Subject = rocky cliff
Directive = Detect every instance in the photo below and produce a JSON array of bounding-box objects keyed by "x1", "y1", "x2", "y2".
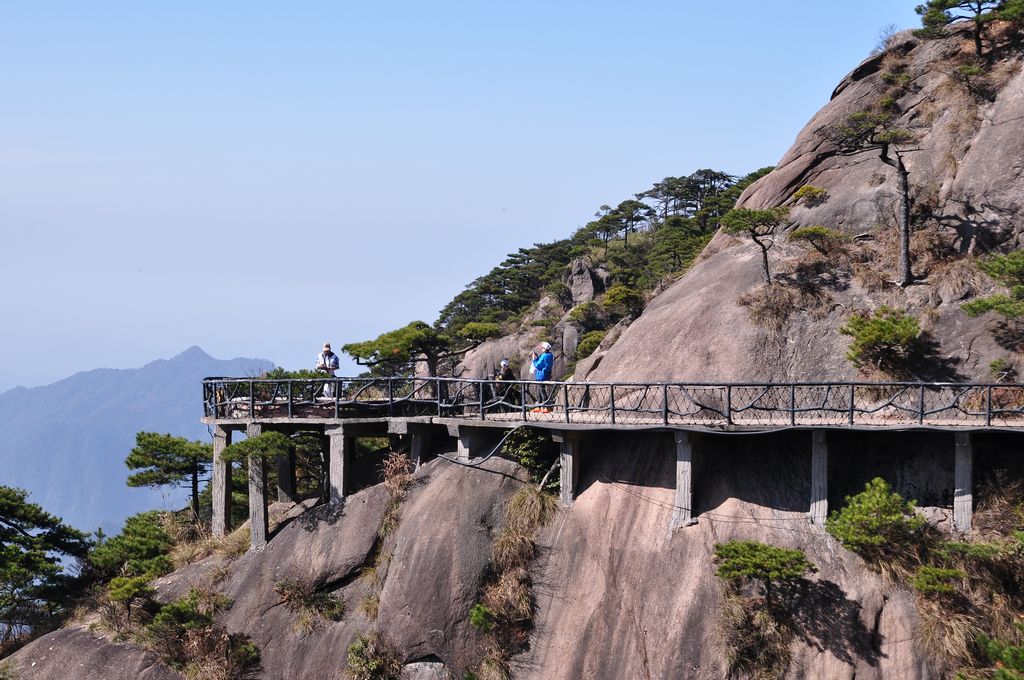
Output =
[{"x1": 582, "y1": 25, "x2": 1024, "y2": 384}]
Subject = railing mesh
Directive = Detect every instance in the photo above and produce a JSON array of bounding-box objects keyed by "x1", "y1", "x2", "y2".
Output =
[{"x1": 203, "y1": 378, "x2": 1024, "y2": 428}]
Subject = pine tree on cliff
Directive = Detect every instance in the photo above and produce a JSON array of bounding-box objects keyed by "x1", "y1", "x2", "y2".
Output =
[
  {"x1": 125, "y1": 432, "x2": 212, "y2": 519},
  {"x1": 720, "y1": 207, "x2": 790, "y2": 285},
  {"x1": 915, "y1": 0, "x2": 1001, "y2": 58},
  {"x1": 342, "y1": 320, "x2": 500, "y2": 377},
  {"x1": 822, "y1": 111, "x2": 917, "y2": 287}
]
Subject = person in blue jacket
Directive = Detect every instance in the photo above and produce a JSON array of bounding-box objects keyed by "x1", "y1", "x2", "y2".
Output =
[{"x1": 531, "y1": 342, "x2": 554, "y2": 410}]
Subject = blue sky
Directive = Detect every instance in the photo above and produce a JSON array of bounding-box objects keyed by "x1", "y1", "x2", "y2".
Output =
[{"x1": 0, "y1": 2, "x2": 921, "y2": 388}]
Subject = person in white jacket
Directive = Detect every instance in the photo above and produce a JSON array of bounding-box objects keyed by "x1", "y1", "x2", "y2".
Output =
[{"x1": 316, "y1": 342, "x2": 340, "y2": 398}]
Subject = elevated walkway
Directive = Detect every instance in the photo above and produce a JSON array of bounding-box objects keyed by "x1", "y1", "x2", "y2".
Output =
[{"x1": 201, "y1": 377, "x2": 1024, "y2": 550}]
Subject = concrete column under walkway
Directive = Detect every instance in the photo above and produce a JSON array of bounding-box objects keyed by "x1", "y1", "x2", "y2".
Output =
[
  {"x1": 211, "y1": 425, "x2": 233, "y2": 538},
  {"x1": 810, "y1": 430, "x2": 828, "y2": 527},
  {"x1": 670, "y1": 431, "x2": 696, "y2": 531},
  {"x1": 247, "y1": 423, "x2": 269, "y2": 550},
  {"x1": 954, "y1": 432, "x2": 973, "y2": 533},
  {"x1": 552, "y1": 432, "x2": 582, "y2": 507},
  {"x1": 325, "y1": 425, "x2": 353, "y2": 505}
]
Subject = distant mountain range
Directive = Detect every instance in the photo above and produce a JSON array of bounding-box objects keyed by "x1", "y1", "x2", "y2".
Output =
[{"x1": 0, "y1": 346, "x2": 273, "y2": 534}]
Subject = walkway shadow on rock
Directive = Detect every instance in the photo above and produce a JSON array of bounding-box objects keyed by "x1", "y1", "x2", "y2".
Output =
[
  {"x1": 906, "y1": 333, "x2": 966, "y2": 383},
  {"x1": 789, "y1": 579, "x2": 881, "y2": 668}
]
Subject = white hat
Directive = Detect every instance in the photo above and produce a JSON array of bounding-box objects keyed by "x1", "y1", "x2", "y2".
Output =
[
  {"x1": 323, "y1": 342, "x2": 331, "y2": 350},
  {"x1": 541, "y1": 342, "x2": 552, "y2": 350},
  {"x1": 500, "y1": 359, "x2": 509, "y2": 366}
]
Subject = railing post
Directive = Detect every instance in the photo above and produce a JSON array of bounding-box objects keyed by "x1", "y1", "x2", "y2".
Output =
[
  {"x1": 986, "y1": 385, "x2": 992, "y2": 427},
  {"x1": 789, "y1": 384, "x2": 796, "y2": 426},
  {"x1": 287, "y1": 380, "x2": 293, "y2": 418},
  {"x1": 564, "y1": 383, "x2": 571, "y2": 423},
  {"x1": 610, "y1": 386, "x2": 617, "y2": 425},
  {"x1": 918, "y1": 385, "x2": 925, "y2": 425},
  {"x1": 479, "y1": 380, "x2": 486, "y2": 421},
  {"x1": 334, "y1": 380, "x2": 340, "y2": 419},
  {"x1": 662, "y1": 384, "x2": 669, "y2": 425},
  {"x1": 521, "y1": 382, "x2": 527, "y2": 421},
  {"x1": 437, "y1": 378, "x2": 442, "y2": 417},
  {"x1": 249, "y1": 381, "x2": 254, "y2": 419},
  {"x1": 388, "y1": 379, "x2": 394, "y2": 417},
  {"x1": 848, "y1": 384, "x2": 855, "y2": 425},
  {"x1": 725, "y1": 386, "x2": 732, "y2": 425}
]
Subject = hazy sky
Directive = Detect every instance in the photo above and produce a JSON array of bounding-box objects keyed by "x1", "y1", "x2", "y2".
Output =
[{"x1": 1, "y1": 2, "x2": 920, "y2": 388}]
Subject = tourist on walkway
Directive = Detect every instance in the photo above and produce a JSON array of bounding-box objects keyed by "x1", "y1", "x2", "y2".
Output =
[
  {"x1": 493, "y1": 358, "x2": 517, "y2": 409},
  {"x1": 316, "y1": 342, "x2": 340, "y2": 398},
  {"x1": 531, "y1": 342, "x2": 553, "y2": 411}
]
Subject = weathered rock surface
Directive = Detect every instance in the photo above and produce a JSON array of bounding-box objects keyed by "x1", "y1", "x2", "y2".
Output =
[
  {"x1": 585, "y1": 29, "x2": 1024, "y2": 383},
  {"x1": 8, "y1": 626, "x2": 179, "y2": 680},
  {"x1": 519, "y1": 431, "x2": 933, "y2": 680}
]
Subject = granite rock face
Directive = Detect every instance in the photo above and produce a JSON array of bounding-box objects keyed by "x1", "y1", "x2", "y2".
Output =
[{"x1": 585, "y1": 29, "x2": 1024, "y2": 383}]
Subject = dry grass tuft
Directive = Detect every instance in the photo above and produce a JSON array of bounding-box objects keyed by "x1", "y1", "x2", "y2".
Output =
[
  {"x1": 215, "y1": 525, "x2": 251, "y2": 558},
  {"x1": 358, "y1": 594, "x2": 379, "y2": 620},
  {"x1": 477, "y1": 650, "x2": 513, "y2": 680},
  {"x1": 717, "y1": 592, "x2": 791, "y2": 680},
  {"x1": 504, "y1": 487, "x2": 558, "y2": 533},
  {"x1": 491, "y1": 528, "x2": 536, "y2": 572},
  {"x1": 381, "y1": 452, "x2": 413, "y2": 498},
  {"x1": 737, "y1": 284, "x2": 798, "y2": 333},
  {"x1": 973, "y1": 476, "x2": 1024, "y2": 538},
  {"x1": 916, "y1": 599, "x2": 980, "y2": 672},
  {"x1": 483, "y1": 568, "x2": 532, "y2": 624}
]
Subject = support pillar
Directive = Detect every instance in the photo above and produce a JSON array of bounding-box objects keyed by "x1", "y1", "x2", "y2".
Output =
[
  {"x1": 276, "y1": 449, "x2": 296, "y2": 503},
  {"x1": 212, "y1": 425, "x2": 233, "y2": 538},
  {"x1": 247, "y1": 423, "x2": 268, "y2": 550},
  {"x1": 326, "y1": 425, "x2": 352, "y2": 505},
  {"x1": 670, "y1": 431, "x2": 696, "y2": 531},
  {"x1": 451, "y1": 425, "x2": 502, "y2": 463},
  {"x1": 810, "y1": 430, "x2": 828, "y2": 526},
  {"x1": 409, "y1": 430, "x2": 432, "y2": 470},
  {"x1": 954, "y1": 432, "x2": 973, "y2": 533},
  {"x1": 554, "y1": 433, "x2": 582, "y2": 507}
]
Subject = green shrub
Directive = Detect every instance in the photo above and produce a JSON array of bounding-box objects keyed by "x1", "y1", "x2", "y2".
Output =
[
  {"x1": 602, "y1": 284, "x2": 645, "y2": 319},
  {"x1": 346, "y1": 631, "x2": 402, "y2": 680},
  {"x1": 912, "y1": 566, "x2": 963, "y2": 596},
  {"x1": 963, "y1": 250, "x2": 1024, "y2": 319},
  {"x1": 575, "y1": 330, "x2": 606, "y2": 360},
  {"x1": 500, "y1": 429, "x2": 559, "y2": 490},
  {"x1": 469, "y1": 603, "x2": 497, "y2": 632},
  {"x1": 89, "y1": 510, "x2": 175, "y2": 580},
  {"x1": 713, "y1": 541, "x2": 815, "y2": 608},
  {"x1": 0, "y1": 662, "x2": 15, "y2": 680},
  {"x1": 142, "y1": 588, "x2": 255, "y2": 678},
  {"x1": 826, "y1": 477, "x2": 927, "y2": 564},
  {"x1": 792, "y1": 185, "x2": 829, "y2": 206},
  {"x1": 881, "y1": 70, "x2": 912, "y2": 87},
  {"x1": 567, "y1": 301, "x2": 607, "y2": 332},
  {"x1": 839, "y1": 307, "x2": 922, "y2": 375},
  {"x1": 789, "y1": 225, "x2": 846, "y2": 255},
  {"x1": 978, "y1": 624, "x2": 1024, "y2": 678}
]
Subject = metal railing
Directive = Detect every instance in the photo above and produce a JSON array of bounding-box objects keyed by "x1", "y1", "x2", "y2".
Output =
[{"x1": 202, "y1": 377, "x2": 1024, "y2": 429}]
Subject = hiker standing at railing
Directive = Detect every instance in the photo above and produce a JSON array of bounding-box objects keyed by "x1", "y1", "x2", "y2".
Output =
[
  {"x1": 530, "y1": 343, "x2": 553, "y2": 412},
  {"x1": 316, "y1": 342, "x2": 340, "y2": 398},
  {"x1": 493, "y1": 359, "x2": 517, "y2": 409}
]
